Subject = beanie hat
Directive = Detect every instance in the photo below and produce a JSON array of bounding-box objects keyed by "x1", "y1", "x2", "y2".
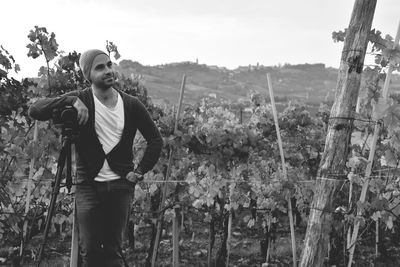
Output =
[{"x1": 79, "y1": 49, "x2": 108, "y2": 81}]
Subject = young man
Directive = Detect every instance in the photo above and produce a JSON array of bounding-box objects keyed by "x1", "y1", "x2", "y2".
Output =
[{"x1": 29, "y1": 49, "x2": 163, "y2": 267}]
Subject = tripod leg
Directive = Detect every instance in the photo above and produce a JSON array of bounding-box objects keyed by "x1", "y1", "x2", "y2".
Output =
[{"x1": 66, "y1": 140, "x2": 73, "y2": 193}]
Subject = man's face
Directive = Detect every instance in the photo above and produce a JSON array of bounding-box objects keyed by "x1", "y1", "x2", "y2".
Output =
[{"x1": 90, "y1": 54, "x2": 115, "y2": 89}]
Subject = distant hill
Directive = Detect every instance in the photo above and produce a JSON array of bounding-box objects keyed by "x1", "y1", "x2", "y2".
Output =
[{"x1": 116, "y1": 60, "x2": 400, "y2": 106}]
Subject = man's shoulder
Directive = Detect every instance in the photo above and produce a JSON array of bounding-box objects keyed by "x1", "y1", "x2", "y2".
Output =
[
  {"x1": 118, "y1": 90, "x2": 141, "y2": 105},
  {"x1": 74, "y1": 87, "x2": 93, "y2": 102}
]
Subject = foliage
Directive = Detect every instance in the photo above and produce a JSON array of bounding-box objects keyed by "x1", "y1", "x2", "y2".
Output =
[{"x1": 332, "y1": 27, "x2": 400, "y2": 247}]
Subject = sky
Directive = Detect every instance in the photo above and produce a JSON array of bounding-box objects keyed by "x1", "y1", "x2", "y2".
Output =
[{"x1": 2, "y1": 0, "x2": 399, "y2": 79}]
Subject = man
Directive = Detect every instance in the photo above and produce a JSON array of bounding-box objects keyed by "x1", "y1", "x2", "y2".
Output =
[{"x1": 29, "y1": 49, "x2": 163, "y2": 266}]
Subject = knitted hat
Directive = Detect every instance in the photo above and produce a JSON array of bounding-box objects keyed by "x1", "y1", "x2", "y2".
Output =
[{"x1": 79, "y1": 49, "x2": 108, "y2": 81}]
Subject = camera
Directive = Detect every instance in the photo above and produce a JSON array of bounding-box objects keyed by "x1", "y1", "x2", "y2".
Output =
[{"x1": 52, "y1": 105, "x2": 78, "y2": 130}]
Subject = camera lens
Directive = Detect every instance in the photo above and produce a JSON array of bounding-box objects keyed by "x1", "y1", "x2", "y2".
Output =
[{"x1": 60, "y1": 107, "x2": 77, "y2": 123}]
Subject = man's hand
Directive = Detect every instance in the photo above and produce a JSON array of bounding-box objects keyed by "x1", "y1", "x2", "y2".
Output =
[
  {"x1": 126, "y1": 171, "x2": 144, "y2": 185},
  {"x1": 73, "y1": 98, "x2": 89, "y2": 125}
]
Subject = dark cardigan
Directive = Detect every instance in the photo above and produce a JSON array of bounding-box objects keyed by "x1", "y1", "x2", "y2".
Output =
[{"x1": 28, "y1": 87, "x2": 163, "y2": 183}]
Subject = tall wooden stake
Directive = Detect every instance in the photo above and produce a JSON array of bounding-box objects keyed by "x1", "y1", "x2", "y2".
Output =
[
  {"x1": 226, "y1": 184, "x2": 234, "y2": 267},
  {"x1": 20, "y1": 121, "x2": 38, "y2": 259},
  {"x1": 151, "y1": 74, "x2": 186, "y2": 267},
  {"x1": 299, "y1": 1, "x2": 377, "y2": 266},
  {"x1": 172, "y1": 74, "x2": 186, "y2": 267},
  {"x1": 267, "y1": 73, "x2": 297, "y2": 267},
  {"x1": 70, "y1": 199, "x2": 79, "y2": 267},
  {"x1": 266, "y1": 219, "x2": 272, "y2": 263},
  {"x1": 375, "y1": 218, "x2": 379, "y2": 258},
  {"x1": 347, "y1": 20, "x2": 400, "y2": 267}
]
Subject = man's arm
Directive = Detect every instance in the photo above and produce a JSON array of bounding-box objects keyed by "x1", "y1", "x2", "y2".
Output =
[
  {"x1": 29, "y1": 91, "x2": 88, "y2": 125},
  {"x1": 133, "y1": 99, "x2": 163, "y2": 175}
]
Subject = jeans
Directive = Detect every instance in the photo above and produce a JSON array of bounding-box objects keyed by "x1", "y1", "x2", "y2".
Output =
[{"x1": 75, "y1": 179, "x2": 134, "y2": 267}]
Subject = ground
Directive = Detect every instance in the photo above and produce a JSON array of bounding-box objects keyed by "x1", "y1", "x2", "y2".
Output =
[{"x1": 3, "y1": 221, "x2": 400, "y2": 266}]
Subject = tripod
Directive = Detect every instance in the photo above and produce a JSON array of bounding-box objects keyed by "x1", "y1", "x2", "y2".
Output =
[{"x1": 36, "y1": 122, "x2": 75, "y2": 266}]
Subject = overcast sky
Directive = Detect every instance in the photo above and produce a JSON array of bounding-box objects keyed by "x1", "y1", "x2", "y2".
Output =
[{"x1": 2, "y1": 0, "x2": 399, "y2": 78}]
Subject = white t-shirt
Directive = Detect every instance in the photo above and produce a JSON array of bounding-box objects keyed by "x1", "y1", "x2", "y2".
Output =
[{"x1": 92, "y1": 90, "x2": 125, "y2": 182}]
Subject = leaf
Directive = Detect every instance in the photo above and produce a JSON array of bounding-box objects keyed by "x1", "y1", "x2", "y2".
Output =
[
  {"x1": 106, "y1": 41, "x2": 121, "y2": 60},
  {"x1": 186, "y1": 172, "x2": 197, "y2": 184},
  {"x1": 382, "y1": 45, "x2": 400, "y2": 65},
  {"x1": 384, "y1": 215, "x2": 394, "y2": 229},
  {"x1": 192, "y1": 199, "x2": 204, "y2": 209},
  {"x1": 381, "y1": 150, "x2": 398, "y2": 167},
  {"x1": 14, "y1": 64, "x2": 20, "y2": 73},
  {"x1": 174, "y1": 130, "x2": 183, "y2": 137},
  {"x1": 38, "y1": 66, "x2": 47, "y2": 77},
  {"x1": 332, "y1": 30, "x2": 346, "y2": 42},
  {"x1": 384, "y1": 104, "x2": 400, "y2": 129},
  {"x1": 204, "y1": 212, "x2": 212, "y2": 223},
  {"x1": 371, "y1": 211, "x2": 381, "y2": 222},
  {"x1": 8, "y1": 215, "x2": 21, "y2": 234},
  {"x1": 372, "y1": 97, "x2": 392, "y2": 120},
  {"x1": 149, "y1": 184, "x2": 158, "y2": 195},
  {"x1": 189, "y1": 186, "x2": 200, "y2": 198},
  {"x1": 134, "y1": 186, "x2": 146, "y2": 201},
  {"x1": 346, "y1": 156, "x2": 368, "y2": 169},
  {"x1": 0, "y1": 69, "x2": 7, "y2": 78},
  {"x1": 5, "y1": 144, "x2": 24, "y2": 158},
  {"x1": 25, "y1": 141, "x2": 42, "y2": 159},
  {"x1": 26, "y1": 44, "x2": 41, "y2": 59},
  {"x1": 13, "y1": 136, "x2": 25, "y2": 146},
  {"x1": 231, "y1": 202, "x2": 239, "y2": 210},
  {"x1": 114, "y1": 51, "x2": 121, "y2": 60},
  {"x1": 371, "y1": 198, "x2": 389, "y2": 211},
  {"x1": 243, "y1": 215, "x2": 251, "y2": 223},
  {"x1": 356, "y1": 201, "x2": 371, "y2": 214},
  {"x1": 247, "y1": 218, "x2": 255, "y2": 228},
  {"x1": 347, "y1": 172, "x2": 357, "y2": 183}
]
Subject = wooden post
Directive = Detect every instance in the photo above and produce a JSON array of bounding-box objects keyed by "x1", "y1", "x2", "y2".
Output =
[
  {"x1": 299, "y1": 1, "x2": 377, "y2": 266},
  {"x1": 70, "y1": 200, "x2": 79, "y2": 267},
  {"x1": 69, "y1": 140, "x2": 79, "y2": 267},
  {"x1": 174, "y1": 76, "x2": 186, "y2": 132},
  {"x1": 262, "y1": 218, "x2": 273, "y2": 267},
  {"x1": 20, "y1": 121, "x2": 38, "y2": 259},
  {"x1": 152, "y1": 74, "x2": 186, "y2": 267},
  {"x1": 348, "y1": 21, "x2": 400, "y2": 267},
  {"x1": 267, "y1": 73, "x2": 297, "y2": 267},
  {"x1": 207, "y1": 217, "x2": 215, "y2": 267},
  {"x1": 172, "y1": 74, "x2": 186, "y2": 267},
  {"x1": 226, "y1": 211, "x2": 233, "y2": 267},
  {"x1": 266, "y1": 219, "x2": 272, "y2": 263},
  {"x1": 226, "y1": 184, "x2": 233, "y2": 267},
  {"x1": 375, "y1": 218, "x2": 379, "y2": 259}
]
